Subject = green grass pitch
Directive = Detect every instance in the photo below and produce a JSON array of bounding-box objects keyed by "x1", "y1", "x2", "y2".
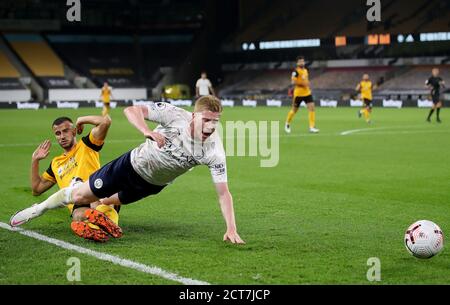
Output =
[{"x1": 0, "y1": 106, "x2": 448, "y2": 284}]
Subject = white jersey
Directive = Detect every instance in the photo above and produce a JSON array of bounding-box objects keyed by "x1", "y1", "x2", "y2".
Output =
[
  {"x1": 196, "y1": 78, "x2": 212, "y2": 96},
  {"x1": 130, "y1": 102, "x2": 227, "y2": 186}
]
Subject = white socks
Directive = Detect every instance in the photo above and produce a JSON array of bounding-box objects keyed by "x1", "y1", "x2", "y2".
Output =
[{"x1": 35, "y1": 187, "x2": 71, "y2": 214}]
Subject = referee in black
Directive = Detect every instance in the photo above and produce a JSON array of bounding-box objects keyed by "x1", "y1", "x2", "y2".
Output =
[{"x1": 426, "y1": 68, "x2": 445, "y2": 123}]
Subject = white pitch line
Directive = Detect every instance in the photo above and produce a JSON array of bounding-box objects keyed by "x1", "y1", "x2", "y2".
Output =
[
  {"x1": 338, "y1": 124, "x2": 438, "y2": 136},
  {"x1": 0, "y1": 222, "x2": 210, "y2": 285},
  {"x1": 340, "y1": 127, "x2": 387, "y2": 136}
]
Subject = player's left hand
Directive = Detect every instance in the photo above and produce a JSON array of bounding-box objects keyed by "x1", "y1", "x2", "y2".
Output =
[{"x1": 223, "y1": 230, "x2": 245, "y2": 244}]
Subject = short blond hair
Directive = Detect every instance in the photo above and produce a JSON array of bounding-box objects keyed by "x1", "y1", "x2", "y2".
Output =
[{"x1": 194, "y1": 95, "x2": 223, "y2": 113}]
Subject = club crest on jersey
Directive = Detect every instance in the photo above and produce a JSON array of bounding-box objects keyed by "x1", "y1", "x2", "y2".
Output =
[
  {"x1": 156, "y1": 102, "x2": 166, "y2": 109},
  {"x1": 94, "y1": 178, "x2": 103, "y2": 189}
]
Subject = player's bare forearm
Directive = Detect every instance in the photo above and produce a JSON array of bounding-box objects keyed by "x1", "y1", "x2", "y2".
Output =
[
  {"x1": 215, "y1": 183, "x2": 245, "y2": 244},
  {"x1": 30, "y1": 159, "x2": 53, "y2": 195},
  {"x1": 77, "y1": 115, "x2": 112, "y2": 141},
  {"x1": 76, "y1": 115, "x2": 107, "y2": 126},
  {"x1": 124, "y1": 106, "x2": 153, "y2": 135},
  {"x1": 30, "y1": 159, "x2": 42, "y2": 194},
  {"x1": 30, "y1": 140, "x2": 53, "y2": 195},
  {"x1": 217, "y1": 189, "x2": 235, "y2": 228},
  {"x1": 124, "y1": 106, "x2": 166, "y2": 147}
]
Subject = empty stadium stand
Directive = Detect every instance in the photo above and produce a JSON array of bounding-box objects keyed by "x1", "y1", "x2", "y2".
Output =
[
  {"x1": 4, "y1": 34, "x2": 76, "y2": 89},
  {"x1": 47, "y1": 34, "x2": 193, "y2": 89},
  {"x1": 311, "y1": 67, "x2": 391, "y2": 90},
  {"x1": 381, "y1": 65, "x2": 450, "y2": 90},
  {"x1": 0, "y1": 49, "x2": 20, "y2": 79},
  {"x1": 0, "y1": 46, "x2": 30, "y2": 102},
  {"x1": 5, "y1": 34, "x2": 64, "y2": 77}
]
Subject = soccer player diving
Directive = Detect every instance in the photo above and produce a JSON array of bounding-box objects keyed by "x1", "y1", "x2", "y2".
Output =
[{"x1": 10, "y1": 96, "x2": 245, "y2": 244}]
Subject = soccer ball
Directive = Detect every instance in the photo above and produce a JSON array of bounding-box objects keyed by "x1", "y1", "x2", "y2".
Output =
[{"x1": 404, "y1": 220, "x2": 444, "y2": 259}]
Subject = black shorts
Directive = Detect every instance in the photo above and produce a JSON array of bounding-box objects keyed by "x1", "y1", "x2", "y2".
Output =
[
  {"x1": 432, "y1": 94, "x2": 440, "y2": 104},
  {"x1": 363, "y1": 98, "x2": 373, "y2": 108},
  {"x1": 89, "y1": 151, "x2": 166, "y2": 204},
  {"x1": 293, "y1": 95, "x2": 313, "y2": 107}
]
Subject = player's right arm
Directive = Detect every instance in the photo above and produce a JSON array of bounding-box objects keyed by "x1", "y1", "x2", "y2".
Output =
[
  {"x1": 355, "y1": 83, "x2": 361, "y2": 91},
  {"x1": 76, "y1": 115, "x2": 112, "y2": 142},
  {"x1": 215, "y1": 182, "x2": 245, "y2": 244},
  {"x1": 123, "y1": 105, "x2": 166, "y2": 147},
  {"x1": 30, "y1": 140, "x2": 55, "y2": 196}
]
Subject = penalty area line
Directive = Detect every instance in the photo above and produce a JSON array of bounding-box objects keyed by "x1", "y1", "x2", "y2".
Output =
[{"x1": 0, "y1": 222, "x2": 210, "y2": 285}]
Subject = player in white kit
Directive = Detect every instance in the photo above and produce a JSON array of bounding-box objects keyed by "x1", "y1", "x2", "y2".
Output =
[{"x1": 10, "y1": 96, "x2": 245, "y2": 244}]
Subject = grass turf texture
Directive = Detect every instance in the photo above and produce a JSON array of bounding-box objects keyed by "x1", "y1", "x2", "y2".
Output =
[{"x1": 0, "y1": 107, "x2": 448, "y2": 284}]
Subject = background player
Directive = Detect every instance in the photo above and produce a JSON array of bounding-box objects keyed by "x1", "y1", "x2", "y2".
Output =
[
  {"x1": 285, "y1": 56, "x2": 319, "y2": 134},
  {"x1": 355, "y1": 74, "x2": 377, "y2": 124},
  {"x1": 426, "y1": 68, "x2": 445, "y2": 123},
  {"x1": 25, "y1": 115, "x2": 121, "y2": 242},
  {"x1": 195, "y1": 71, "x2": 216, "y2": 97},
  {"x1": 11, "y1": 96, "x2": 245, "y2": 244},
  {"x1": 100, "y1": 82, "x2": 113, "y2": 116}
]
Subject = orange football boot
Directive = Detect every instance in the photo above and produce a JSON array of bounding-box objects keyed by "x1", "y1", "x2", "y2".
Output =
[
  {"x1": 84, "y1": 208, "x2": 123, "y2": 238},
  {"x1": 71, "y1": 221, "x2": 109, "y2": 242}
]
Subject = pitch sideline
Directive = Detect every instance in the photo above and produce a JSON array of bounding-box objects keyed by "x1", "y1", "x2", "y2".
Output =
[{"x1": 0, "y1": 222, "x2": 210, "y2": 285}]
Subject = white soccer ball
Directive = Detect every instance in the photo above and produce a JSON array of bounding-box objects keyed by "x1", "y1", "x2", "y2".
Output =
[{"x1": 404, "y1": 220, "x2": 444, "y2": 259}]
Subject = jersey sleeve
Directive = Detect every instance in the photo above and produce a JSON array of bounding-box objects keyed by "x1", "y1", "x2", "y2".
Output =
[
  {"x1": 42, "y1": 162, "x2": 57, "y2": 183},
  {"x1": 207, "y1": 139, "x2": 228, "y2": 184},
  {"x1": 291, "y1": 70, "x2": 299, "y2": 80},
  {"x1": 146, "y1": 101, "x2": 190, "y2": 126},
  {"x1": 195, "y1": 79, "x2": 200, "y2": 87},
  {"x1": 82, "y1": 132, "x2": 104, "y2": 152},
  {"x1": 425, "y1": 77, "x2": 431, "y2": 85},
  {"x1": 209, "y1": 160, "x2": 228, "y2": 184}
]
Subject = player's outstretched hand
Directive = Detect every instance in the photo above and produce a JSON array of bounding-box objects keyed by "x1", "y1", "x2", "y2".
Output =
[
  {"x1": 32, "y1": 140, "x2": 51, "y2": 161},
  {"x1": 145, "y1": 131, "x2": 166, "y2": 148},
  {"x1": 223, "y1": 230, "x2": 246, "y2": 244}
]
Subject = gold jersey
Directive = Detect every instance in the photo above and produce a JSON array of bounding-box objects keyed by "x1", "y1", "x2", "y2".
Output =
[
  {"x1": 101, "y1": 86, "x2": 112, "y2": 103},
  {"x1": 42, "y1": 132, "x2": 104, "y2": 212},
  {"x1": 359, "y1": 80, "x2": 373, "y2": 100},
  {"x1": 292, "y1": 67, "x2": 312, "y2": 97}
]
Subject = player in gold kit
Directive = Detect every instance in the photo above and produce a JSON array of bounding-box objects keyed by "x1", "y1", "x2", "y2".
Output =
[
  {"x1": 356, "y1": 74, "x2": 377, "y2": 124},
  {"x1": 100, "y1": 82, "x2": 113, "y2": 116},
  {"x1": 285, "y1": 56, "x2": 319, "y2": 134},
  {"x1": 19, "y1": 115, "x2": 122, "y2": 242}
]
